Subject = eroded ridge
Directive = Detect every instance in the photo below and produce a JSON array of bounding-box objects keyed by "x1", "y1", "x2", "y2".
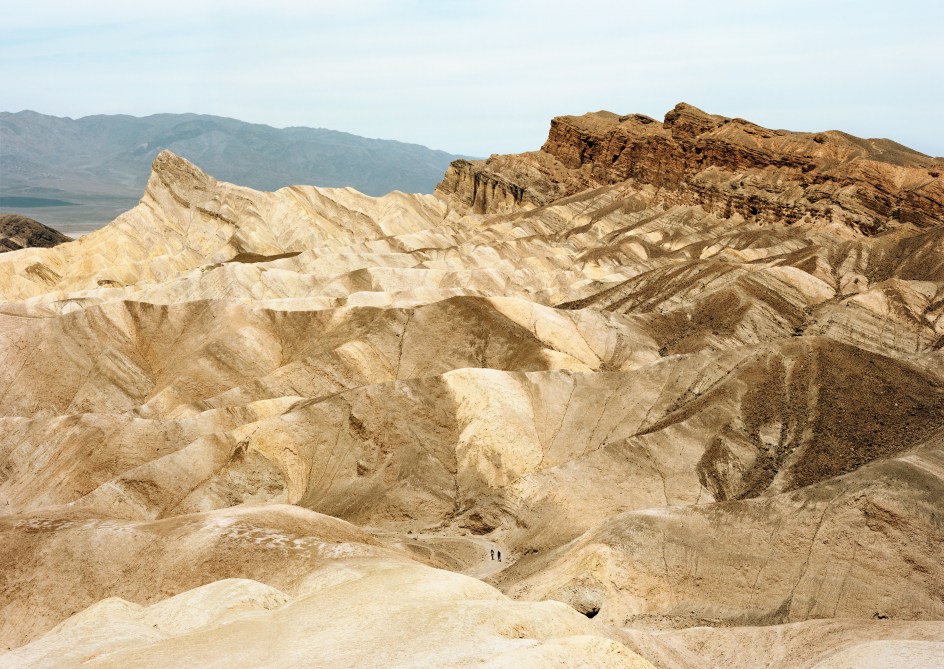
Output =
[{"x1": 1, "y1": 105, "x2": 943, "y2": 668}]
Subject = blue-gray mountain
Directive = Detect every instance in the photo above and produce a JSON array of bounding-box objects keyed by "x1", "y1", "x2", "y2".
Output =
[{"x1": 0, "y1": 110, "x2": 468, "y2": 202}]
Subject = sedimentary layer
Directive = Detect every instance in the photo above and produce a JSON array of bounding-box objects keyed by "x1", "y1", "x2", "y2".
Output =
[{"x1": 1, "y1": 105, "x2": 942, "y2": 667}]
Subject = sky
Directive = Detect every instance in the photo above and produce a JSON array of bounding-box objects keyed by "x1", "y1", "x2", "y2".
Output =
[{"x1": 2, "y1": 0, "x2": 943, "y2": 157}]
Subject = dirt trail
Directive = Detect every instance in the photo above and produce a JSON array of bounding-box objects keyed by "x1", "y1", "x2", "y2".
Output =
[
  {"x1": 392, "y1": 532, "x2": 511, "y2": 580},
  {"x1": 455, "y1": 534, "x2": 509, "y2": 579}
]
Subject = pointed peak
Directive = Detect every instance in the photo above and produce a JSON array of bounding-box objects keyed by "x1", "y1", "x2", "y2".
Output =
[
  {"x1": 151, "y1": 150, "x2": 213, "y2": 184},
  {"x1": 663, "y1": 102, "x2": 722, "y2": 139},
  {"x1": 146, "y1": 150, "x2": 218, "y2": 207},
  {"x1": 666, "y1": 101, "x2": 710, "y2": 117}
]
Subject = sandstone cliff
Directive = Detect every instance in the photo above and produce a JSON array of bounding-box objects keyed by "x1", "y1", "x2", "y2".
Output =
[{"x1": 438, "y1": 103, "x2": 944, "y2": 234}]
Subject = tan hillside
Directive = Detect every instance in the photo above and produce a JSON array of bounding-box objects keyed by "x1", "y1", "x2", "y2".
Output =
[{"x1": 1, "y1": 104, "x2": 942, "y2": 667}]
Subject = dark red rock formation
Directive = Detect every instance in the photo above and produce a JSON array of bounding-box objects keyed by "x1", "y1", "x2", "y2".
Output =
[{"x1": 438, "y1": 103, "x2": 944, "y2": 234}]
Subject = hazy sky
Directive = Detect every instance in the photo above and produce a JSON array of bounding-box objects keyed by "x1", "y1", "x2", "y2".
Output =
[{"x1": 3, "y1": 0, "x2": 942, "y2": 157}]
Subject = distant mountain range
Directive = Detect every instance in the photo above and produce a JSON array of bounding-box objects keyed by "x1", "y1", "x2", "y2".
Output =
[{"x1": 0, "y1": 110, "x2": 469, "y2": 233}]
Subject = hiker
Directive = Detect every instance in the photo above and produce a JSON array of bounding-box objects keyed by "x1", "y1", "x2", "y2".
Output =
[
  {"x1": 497, "y1": 549, "x2": 501, "y2": 562},
  {"x1": 490, "y1": 549, "x2": 494, "y2": 560}
]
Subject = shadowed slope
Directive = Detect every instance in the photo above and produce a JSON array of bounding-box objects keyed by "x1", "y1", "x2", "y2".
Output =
[
  {"x1": 0, "y1": 214, "x2": 71, "y2": 252},
  {"x1": 0, "y1": 106, "x2": 942, "y2": 666}
]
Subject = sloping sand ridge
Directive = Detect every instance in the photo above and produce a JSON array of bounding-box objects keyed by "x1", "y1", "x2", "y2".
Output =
[{"x1": 1, "y1": 103, "x2": 943, "y2": 667}]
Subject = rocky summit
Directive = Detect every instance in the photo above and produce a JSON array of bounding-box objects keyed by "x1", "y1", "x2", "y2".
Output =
[
  {"x1": 1, "y1": 103, "x2": 943, "y2": 668},
  {"x1": 0, "y1": 214, "x2": 71, "y2": 252}
]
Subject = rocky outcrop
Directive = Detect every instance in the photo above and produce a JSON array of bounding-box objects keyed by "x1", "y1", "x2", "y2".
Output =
[
  {"x1": 436, "y1": 159, "x2": 530, "y2": 214},
  {"x1": 438, "y1": 103, "x2": 944, "y2": 233},
  {"x1": 0, "y1": 214, "x2": 71, "y2": 252},
  {"x1": 435, "y1": 152, "x2": 595, "y2": 214}
]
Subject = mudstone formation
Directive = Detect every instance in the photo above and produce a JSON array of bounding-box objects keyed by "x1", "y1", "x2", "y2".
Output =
[
  {"x1": 1, "y1": 103, "x2": 943, "y2": 668},
  {"x1": 0, "y1": 214, "x2": 71, "y2": 253}
]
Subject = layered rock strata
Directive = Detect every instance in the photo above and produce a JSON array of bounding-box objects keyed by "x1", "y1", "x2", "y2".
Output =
[
  {"x1": 1, "y1": 105, "x2": 943, "y2": 667},
  {"x1": 438, "y1": 103, "x2": 944, "y2": 234}
]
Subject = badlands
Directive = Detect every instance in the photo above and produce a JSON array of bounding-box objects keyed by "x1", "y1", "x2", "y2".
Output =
[{"x1": 1, "y1": 103, "x2": 943, "y2": 667}]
